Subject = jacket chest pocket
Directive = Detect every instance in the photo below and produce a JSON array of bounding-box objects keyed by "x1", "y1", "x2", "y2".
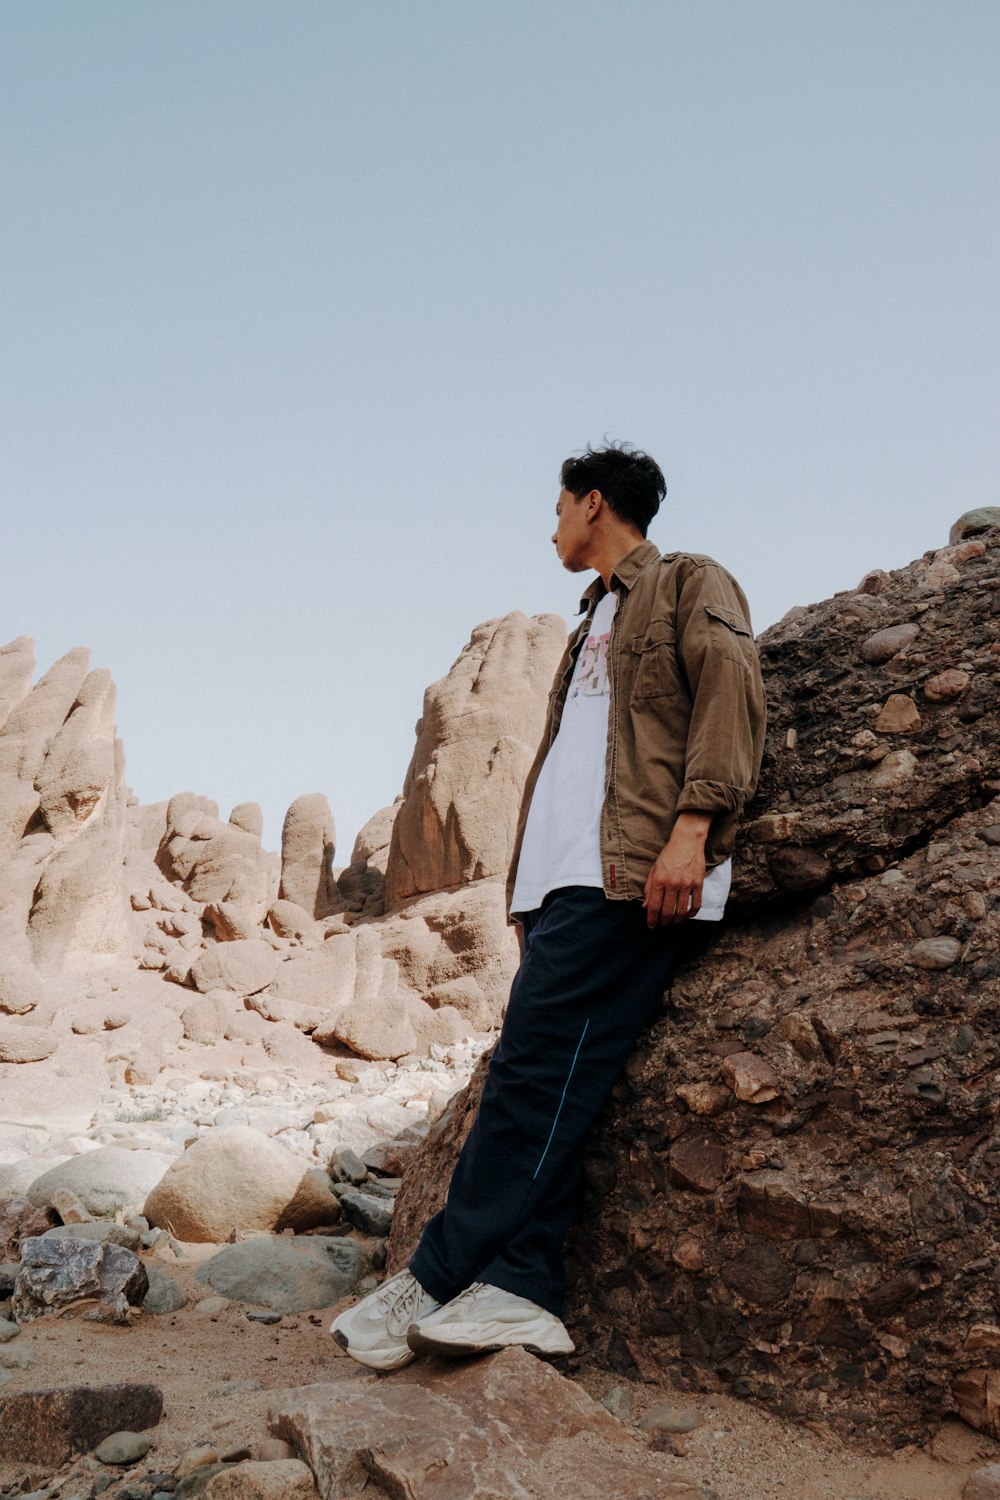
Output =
[
  {"x1": 704, "y1": 602, "x2": 754, "y2": 667},
  {"x1": 629, "y1": 618, "x2": 676, "y2": 699}
]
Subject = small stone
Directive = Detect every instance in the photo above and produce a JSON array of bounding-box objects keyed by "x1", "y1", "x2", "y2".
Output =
[
  {"x1": 210, "y1": 1380, "x2": 266, "y2": 1398},
  {"x1": 254, "y1": 1441, "x2": 294, "y2": 1462},
  {"x1": 871, "y1": 749, "x2": 917, "y2": 789},
  {"x1": 911, "y1": 937, "x2": 963, "y2": 970},
  {"x1": 174, "y1": 1464, "x2": 232, "y2": 1500},
  {"x1": 924, "y1": 668, "x2": 971, "y2": 703},
  {"x1": 49, "y1": 1188, "x2": 94, "y2": 1224},
  {"x1": 142, "y1": 1265, "x2": 189, "y2": 1315},
  {"x1": 94, "y1": 1431, "x2": 154, "y2": 1466},
  {"x1": 334, "y1": 1062, "x2": 359, "y2": 1083},
  {"x1": 0, "y1": 970, "x2": 38, "y2": 1016},
  {"x1": 671, "y1": 1232, "x2": 706, "y2": 1271},
  {"x1": 202, "y1": 1460, "x2": 317, "y2": 1500},
  {"x1": 338, "y1": 1190, "x2": 393, "y2": 1237},
  {"x1": 0, "y1": 1317, "x2": 20, "y2": 1342},
  {"x1": 874, "y1": 694, "x2": 921, "y2": 733},
  {"x1": 176, "y1": 1447, "x2": 221, "y2": 1479},
  {"x1": 328, "y1": 1147, "x2": 367, "y2": 1185},
  {"x1": 639, "y1": 1404, "x2": 704, "y2": 1435},
  {"x1": 103, "y1": 1013, "x2": 131, "y2": 1031},
  {"x1": 965, "y1": 1325, "x2": 1000, "y2": 1354},
  {"x1": 0, "y1": 1023, "x2": 58, "y2": 1064},
  {"x1": 245, "y1": 1310, "x2": 282, "y2": 1325},
  {"x1": 675, "y1": 1082, "x2": 729, "y2": 1116},
  {"x1": 195, "y1": 1296, "x2": 230, "y2": 1316},
  {"x1": 964, "y1": 1464, "x2": 1000, "y2": 1500},
  {"x1": 877, "y1": 1334, "x2": 909, "y2": 1360},
  {"x1": 668, "y1": 1136, "x2": 728, "y2": 1194},
  {"x1": 721, "y1": 1051, "x2": 782, "y2": 1104},
  {"x1": 860, "y1": 623, "x2": 920, "y2": 663},
  {"x1": 599, "y1": 1386, "x2": 632, "y2": 1420},
  {"x1": 949, "y1": 507, "x2": 1000, "y2": 544}
]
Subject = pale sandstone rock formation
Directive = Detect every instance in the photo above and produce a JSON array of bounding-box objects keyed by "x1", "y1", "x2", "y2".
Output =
[
  {"x1": 266, "y1": 899, "x2": 319, "y2": 941},
  {"x1": 315, "y1": 992, "x2": 466, "y2": 1061},
  {"x1": 156, "y1": 793, "x2": 277, "y2": 917},
  {"x1": 336, "y1": 798, "x2": 401, "y2": 916},
  {"x1": 383, "y1": 611, "x2": 565, "y2": 908},
  {"x1": 0, "y1": 640, "x2": 135, "y2": 974},
  {"x1": 144, "y1": 1125, "x2": 341, "y2": 1240},
  {"x1": 229, "y1": 801, "x2": 264, "y2": 838},
  {"x1": 203, "y1": 902, "x2": 262, "y2": 942},
  {"x1": 279, "y1": 794, "x2": 338, "y2": 919},
  {"x1": 190, "y1": 939, "x2": 279, "y2": 996},
  {"x1": 0, "y1": 1023, "x2": 58, "y2": 1064}
]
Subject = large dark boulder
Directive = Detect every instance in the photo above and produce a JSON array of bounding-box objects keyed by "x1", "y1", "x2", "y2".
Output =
[{"x1": 389, "y1": 525, "x2": 1000, "y2": 1449}]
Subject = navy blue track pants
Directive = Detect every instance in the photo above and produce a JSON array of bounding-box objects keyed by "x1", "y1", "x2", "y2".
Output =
[{"x1": 408, "y1": 885, "x2": 689, "y2": 1316}]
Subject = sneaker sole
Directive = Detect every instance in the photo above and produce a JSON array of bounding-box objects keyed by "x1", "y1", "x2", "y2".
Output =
[
  {"x1": 330, "y1": 1326, "x2": 417, "y2": 1370},
  {"x1": 406, "y1": 1326, "x2": 573, "y2": 1361}
]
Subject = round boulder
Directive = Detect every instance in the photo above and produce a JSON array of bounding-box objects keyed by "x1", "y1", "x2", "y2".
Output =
[
  {"x1": 144, "y1": 1126, "x2": 341, "y2": 1241},
  {"x1": 27, "y1": 1147, "x2": 171, "y2": 1217},
  {"x1": 190, "y1": 940, "x2": 278, "y2": 997},
  {"x1": 0, "y1": 1023, "x2": 57, "y2": 1064}
]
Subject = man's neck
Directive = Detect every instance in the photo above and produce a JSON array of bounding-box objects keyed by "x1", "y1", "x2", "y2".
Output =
[{"x1": 593, "y1": 529, "x2": 647, "y2": 589}]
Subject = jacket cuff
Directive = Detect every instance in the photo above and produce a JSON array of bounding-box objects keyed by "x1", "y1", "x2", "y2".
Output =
[{"x1": 676, "y1": 779, "x2": 745, "y2": 816}]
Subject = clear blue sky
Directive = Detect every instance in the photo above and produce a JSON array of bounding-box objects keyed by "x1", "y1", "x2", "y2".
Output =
[{"x1": 3, "y1": 2, "x2": 998, "y2": 857}]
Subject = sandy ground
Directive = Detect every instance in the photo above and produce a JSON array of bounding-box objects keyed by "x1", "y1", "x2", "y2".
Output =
[{"x1": 1, "y1": 1255, "x2": 996, "y2": 1500}]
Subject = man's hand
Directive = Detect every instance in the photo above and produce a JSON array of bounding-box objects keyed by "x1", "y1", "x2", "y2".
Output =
[{"x1": 642, "y1": 812, "x2": 712, "y2": 928}]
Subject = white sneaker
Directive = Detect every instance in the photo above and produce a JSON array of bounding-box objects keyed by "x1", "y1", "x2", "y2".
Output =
[
  {"x1": 406, "y1": 1280, "x2": 575, "y2": 1359},
  {"x1": 329, "y1": 1269, "x2": 441, "y2": 1370}
]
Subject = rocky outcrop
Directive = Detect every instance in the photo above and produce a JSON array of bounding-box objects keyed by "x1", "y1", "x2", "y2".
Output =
[
  {"x1": 336, "y1": 799, "x2": 401, "y2": 917},
  {"x1": 155, "y1": 793, "x2": 278, "y2": 917},
  {"x1": 279, "y1": 793, "x2": 338, "y2": 919},
  {"x1": 389, "y1": 524, "x2": 1000, "y2": 1449},
  {"x1": 383, "y1": 611, "x2": 565, "y2": 908},
  {"x1": 732, "y1": 530, "x2": 1000, "y2": 907},
  {"x1": 0, "y1": 640, "x2": 135, "y2": 974}
]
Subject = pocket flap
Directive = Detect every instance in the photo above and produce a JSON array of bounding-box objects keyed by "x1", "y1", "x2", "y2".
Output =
[
  {"x1": 704, "y1": 602, "x2": 752, "y2": 636},
  {"x1": 632, "y1": 617, "x2": 676, "y2": 652}
]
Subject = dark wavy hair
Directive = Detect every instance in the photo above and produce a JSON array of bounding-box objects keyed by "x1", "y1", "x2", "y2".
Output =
[{"x1": 560, "y1": 442, "x2": 666, "y2": 537}]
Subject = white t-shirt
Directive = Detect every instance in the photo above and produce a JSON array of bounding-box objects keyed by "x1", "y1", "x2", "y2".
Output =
[{"x1": 510, "y1": 590, "x2": 731, "y2": 922}]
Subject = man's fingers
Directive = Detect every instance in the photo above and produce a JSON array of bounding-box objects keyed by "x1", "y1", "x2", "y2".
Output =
[{"x1": 667, "y1": 884, "x2": 692, "y2": 923}]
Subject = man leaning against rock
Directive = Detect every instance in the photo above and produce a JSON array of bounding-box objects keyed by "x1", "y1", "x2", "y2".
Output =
[{"x1": 332, "y1": 442, "x2": 767, "y2": 1368}]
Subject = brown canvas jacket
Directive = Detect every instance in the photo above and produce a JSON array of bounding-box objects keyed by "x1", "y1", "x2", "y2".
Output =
[{"x1": 506, "y1": 539, "x2": 767, "y2": 919}]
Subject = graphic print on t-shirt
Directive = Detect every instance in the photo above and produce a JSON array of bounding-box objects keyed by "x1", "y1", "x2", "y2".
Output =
[{"x1": 571, "y1": 621, "x2": 612, "y2": 699}]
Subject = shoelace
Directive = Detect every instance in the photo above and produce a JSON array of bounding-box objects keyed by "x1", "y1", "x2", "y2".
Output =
[
  {"x1": 377, "y1": 1274, "x2": 426, "y2": 1332},
  {"x1": 438, "y1": 1280, "x2": 493, "y2": 1312}
]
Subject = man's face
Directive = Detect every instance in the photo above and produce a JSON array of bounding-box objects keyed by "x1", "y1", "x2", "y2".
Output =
[{"x1": 552, "y1": 487, "x2": 593, "y2": 572}]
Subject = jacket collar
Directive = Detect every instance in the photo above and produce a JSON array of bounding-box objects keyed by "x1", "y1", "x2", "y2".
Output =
[{"x1": 576, "y1": 539, "x2": 661, "y2": 615}]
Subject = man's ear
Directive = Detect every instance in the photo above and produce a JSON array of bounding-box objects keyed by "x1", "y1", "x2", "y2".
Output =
[{"x1": 585, "y1": 488, "x2": 603, "y2": 522}]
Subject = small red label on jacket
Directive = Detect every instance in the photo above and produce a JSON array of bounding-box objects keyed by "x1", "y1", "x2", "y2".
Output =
[{"x1": 609, "y1": 863, "x2": 617, "y2": 889}]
